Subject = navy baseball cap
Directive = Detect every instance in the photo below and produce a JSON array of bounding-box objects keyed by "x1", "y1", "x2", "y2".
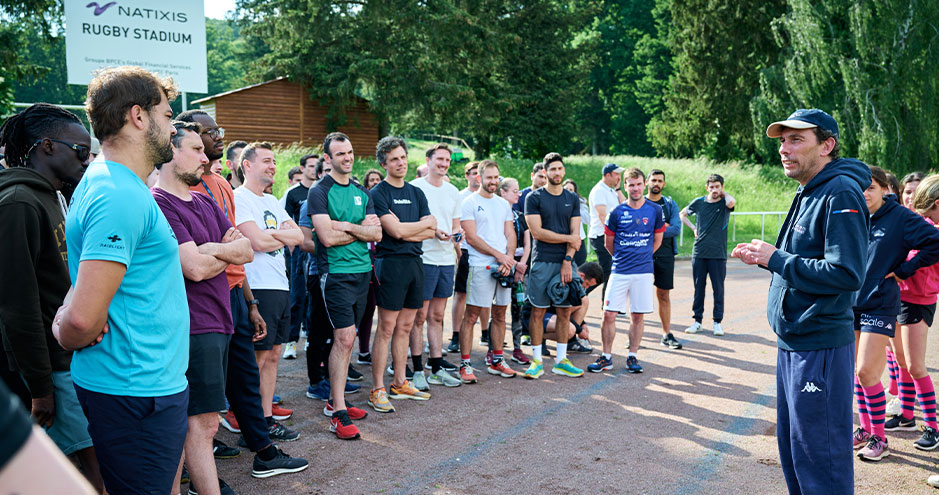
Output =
[
  {"x1": 766, "y1": 109, "x2": 839, "y2": 138},
  {"x1": 602, "y1": 163, "x2": 624, "y2": 175}
]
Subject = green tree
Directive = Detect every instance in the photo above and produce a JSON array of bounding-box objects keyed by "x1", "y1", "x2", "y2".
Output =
[
  {"x1": 751, "y1": 0, "x2": 939, "y2": 173},
  {"x1": 648, "y1": 0, "x2": 786, "y2": 162},
  {"x1": 0, "y1": 0, "x2": 61, "y2": 114}
]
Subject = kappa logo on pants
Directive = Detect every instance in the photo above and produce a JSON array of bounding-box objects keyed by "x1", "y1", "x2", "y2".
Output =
[{"x1": 800, "y1": 382, "x2": 822, "y2": 393}]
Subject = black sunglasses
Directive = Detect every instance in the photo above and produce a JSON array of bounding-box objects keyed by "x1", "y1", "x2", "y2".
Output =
[{"x1": 29, "y1": 138, "x2": 91, "y2": 163}]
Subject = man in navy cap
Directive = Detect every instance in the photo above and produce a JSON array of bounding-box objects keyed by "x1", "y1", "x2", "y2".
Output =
[{"x1": 733, "y1": 109, "x2": 869, "y2": 495}]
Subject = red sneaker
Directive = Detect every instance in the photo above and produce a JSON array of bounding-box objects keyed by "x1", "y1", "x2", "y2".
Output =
[
  {"x1": 324, "y1": 400, "x2": 368, "y2": 420},
  {"x1": 511, "y1": 348, "x2": 531, "y2": 365},
  {"x1": 272, "y1": 404, "x2": 293, "y2": 421},
  {"x1": 329, "y1": 411, "x2": 361, "y2": 440},
  {"x1": 221, "y1": 410, "x2": 240, "y2": 433}
]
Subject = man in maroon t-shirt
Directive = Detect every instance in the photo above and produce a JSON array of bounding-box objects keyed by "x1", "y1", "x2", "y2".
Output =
[{"x1": 153, "y1": 121, "x2": 254, "y2": 494}]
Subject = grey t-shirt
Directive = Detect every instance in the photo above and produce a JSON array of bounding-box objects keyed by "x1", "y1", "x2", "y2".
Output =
[{"x1": 685, "y1": 196, "x2": 733, "y2": 259}]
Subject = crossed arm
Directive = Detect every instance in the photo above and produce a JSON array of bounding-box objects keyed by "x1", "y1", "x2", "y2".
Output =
[
  {"x1": 311, "y1": 213, "x2": 382, "y2": 247},
  {"x1": 179, "y1": 228, "x2": 254, "y2": 282},
  {"x1": 237, "y1": 219, "x2": 303, "y2": 253},
  {"x1": 380, "y1": 212, "x2": 437, "y2": 242}
]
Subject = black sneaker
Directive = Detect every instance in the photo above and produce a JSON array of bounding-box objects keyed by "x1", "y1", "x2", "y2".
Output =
[
  {"x1": 884, "y1": 414, "x2": 917, "y2": 431},
  {"x1": 447, "y1": 337, "x2": 460, "y2": 353},
  {"x1": 568, "y1": 340, "x2": 591, "y2": 353},
  {"x1": 660, "y1": 333, "x2": 683, "y2": 350},
  {"x1": 915, "y1": 426, "x2": 939, "y2": 451},
  {"x1": 212, "y1": 438, "x2": 240, "y2": 459},
  {"x1": 439, "y1": 358, "x2": 459, "y2": 372},
  {"x1": 269, "y1": 421, "x2": 300, "y2": 442},
  {"x1": 188, "y1": 477, "x2": 235, "y2": 495},
  {"x1": 481, "y1": 329, "x2": 490, "y2": 344},
  {"x1": 347, "y1": 364, "x2": 364, "y2": 382},
  {"x1": 252, "y1": 446, "x2": 310, "y2": 479}
]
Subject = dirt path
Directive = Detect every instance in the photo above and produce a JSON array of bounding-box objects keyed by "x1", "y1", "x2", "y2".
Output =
[{"x1": 211, "y1": 260, "x2": 939, "y2": 494}]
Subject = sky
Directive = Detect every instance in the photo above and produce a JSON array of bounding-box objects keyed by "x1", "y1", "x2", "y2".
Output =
[{"x1": 204, "y1": 0, "x2": 237, "y2": 20}]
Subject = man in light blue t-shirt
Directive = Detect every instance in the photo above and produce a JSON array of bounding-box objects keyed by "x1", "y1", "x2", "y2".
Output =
[{"x1": 54, "y1": 66, "x2": 190, "y2": 495}]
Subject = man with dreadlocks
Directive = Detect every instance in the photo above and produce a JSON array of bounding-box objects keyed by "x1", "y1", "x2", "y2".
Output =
[{"x1": 0, "y1": 103, "x2": 104, "y2": 492}]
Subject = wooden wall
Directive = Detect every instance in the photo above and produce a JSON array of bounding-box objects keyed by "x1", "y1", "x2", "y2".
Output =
[{"x1": 205, "y1": 79, "x2": 380, "y2": 157}]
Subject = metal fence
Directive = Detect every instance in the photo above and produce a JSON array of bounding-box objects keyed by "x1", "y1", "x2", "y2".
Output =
[{"x1": 679, "y1": 211, "x2": 787, "y2": 246}]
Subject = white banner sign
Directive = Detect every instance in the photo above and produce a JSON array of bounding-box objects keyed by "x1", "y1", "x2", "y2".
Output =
[{"x1": 65, "y1": 0, "x2": 207, "y2": 93}]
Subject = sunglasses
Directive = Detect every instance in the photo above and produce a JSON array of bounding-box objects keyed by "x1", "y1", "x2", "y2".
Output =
[
  {"x1": 28, "y1": 138, "x2": 91, "y2": 163},
  {"x1": 202, "y1": 127, "x2": 225, "y2": 139}
]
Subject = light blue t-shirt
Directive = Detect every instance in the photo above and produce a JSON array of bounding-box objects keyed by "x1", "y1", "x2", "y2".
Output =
[{"x1": 65, "y1": 160, "x2": 189, "y2": 397}]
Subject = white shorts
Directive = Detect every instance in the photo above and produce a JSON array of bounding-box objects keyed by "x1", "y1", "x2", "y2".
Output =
[
  {"x1": 466, "y1": 265, "x2": 512, "y2": 308},
  {"x1": 603, "y1": 273, "x2": 654, "y2": 314}
]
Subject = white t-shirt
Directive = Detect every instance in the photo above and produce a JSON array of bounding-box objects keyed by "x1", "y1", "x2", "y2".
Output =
[
  {"x1": 459, "y1": 187, "x2": 475, "y2": 202},
  {"x1": 234, "y1": 187, "x2": 291, "y2": 291},
  {"x1": 461, "y1": 192, "x2": 513, "y2": 267},
  {"x1": 412, "y1": 177, "x2": 461, "y2": 266},
  {"x1": 588, "y1": 181, "x2": 622, "y2": 238}
]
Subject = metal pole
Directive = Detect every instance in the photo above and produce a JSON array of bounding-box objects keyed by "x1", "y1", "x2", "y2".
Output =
[
  {"x1": 182, "y1": 92, "x2": 188, "y2": 111},
  {"x1": 732, "y1": 215, "x2": 736, "y2": 242},
  {"x1": 761, "y1": 213, "x2": 765, "y2": 241}
]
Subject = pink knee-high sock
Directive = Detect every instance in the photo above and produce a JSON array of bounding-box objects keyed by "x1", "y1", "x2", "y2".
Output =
[
  {"x1": 914, "y1": 375, "x2": 938, "y2": 430},
  {"x1": 886, "y1": 347, "x2": 899, "y2": 396},
  {"x1": 855, "y1": 376, "x2": 871, "y2": 432},
  {"x1": 863, "y1": 382, "x2": 887, "y2": 439},
  {"x1": 899, "y1": 367, "x2": 917, "y2": 420}
]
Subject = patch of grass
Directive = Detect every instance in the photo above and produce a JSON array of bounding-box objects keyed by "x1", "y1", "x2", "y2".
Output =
[{"x1": 263, "y1": 142, "x2": 796, "y2": 257}]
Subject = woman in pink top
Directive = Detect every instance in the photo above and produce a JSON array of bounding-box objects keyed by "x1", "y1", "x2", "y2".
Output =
[{"x1": 886, "y1": 173, "x2": 939, "y2": 452}]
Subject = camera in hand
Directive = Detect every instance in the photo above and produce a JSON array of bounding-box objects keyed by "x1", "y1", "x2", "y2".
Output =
[{"x1": 488, "y1": 265, "x2": 515, "y2": 288}]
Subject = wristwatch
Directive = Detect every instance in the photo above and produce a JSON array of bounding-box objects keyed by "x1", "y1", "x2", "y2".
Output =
[
  {"x1": 563, "y1": 255, "x2": 573, "y2": 262},
  {"x1": 247, "y1": 298, "x2": 260, "y2": 307}
]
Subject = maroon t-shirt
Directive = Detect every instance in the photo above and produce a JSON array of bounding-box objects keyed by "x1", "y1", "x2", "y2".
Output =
[{"x1": 152, "y1": 189, "x2": 234, "y2": 335}]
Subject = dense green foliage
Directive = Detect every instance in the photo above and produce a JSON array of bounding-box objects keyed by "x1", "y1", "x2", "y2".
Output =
[{"x1": 3, "y1": 1, "x2": 936, "y2": 175}]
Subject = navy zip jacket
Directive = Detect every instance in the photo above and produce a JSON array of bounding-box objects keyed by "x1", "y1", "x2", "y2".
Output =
[
  {"x1": 855, "y1": 194, "x2": 939, "y2": 314},
  {"x1": 766, "y1": 158, "x2": 871, "y2": 351}
]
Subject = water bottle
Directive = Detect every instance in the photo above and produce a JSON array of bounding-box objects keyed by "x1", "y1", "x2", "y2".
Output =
[{"x1": 515, "y1": 281, "x2": 526, "y2": 305}]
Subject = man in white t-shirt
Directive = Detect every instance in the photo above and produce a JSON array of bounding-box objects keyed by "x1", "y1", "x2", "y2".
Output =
[
  {"x1": 458, "y1": 160, "x2": 517, "y2": 383},
  {"x1": 587, "y1": 163, "x2": 625, "y2": 299},
  {"x1": 449, "y1": 160, "x2": 482, "y2": 354},
  {"x1": 411, "y1": 144, "x2": 463, "y2": 387},
  {"x1": 233, "y1": 142, "x2": 303, "y2": 426}
]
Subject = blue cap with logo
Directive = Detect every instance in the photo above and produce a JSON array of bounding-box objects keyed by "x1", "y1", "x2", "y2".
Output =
[
  {"x1": 602, "y1": 163, "x2": 624, "y2": 175},
  {"x1": 766, "y1": 109, "x2": 839, "y2": 138}
]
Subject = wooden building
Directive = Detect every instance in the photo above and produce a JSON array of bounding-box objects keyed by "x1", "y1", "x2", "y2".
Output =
[{"x1": 192, "y1": 77, "x2": 381, "y2": 156}]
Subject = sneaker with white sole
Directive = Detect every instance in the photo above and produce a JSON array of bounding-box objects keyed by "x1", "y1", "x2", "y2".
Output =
[
  {"x1": 411, "y1": 370, "x2": 430, "y2": 391},
  {"x1": 685, "y1": 321, "x2": 702, "y2": 334},
  {"x1": 853, "y1": 427, "x2": 872, "y2": 449},
  {"x1": 282, "y1": 341, "x2": 297, "y2": 359},
  {"x1": 712, "y1": 322, "x2": 724, "y2": 336},
  {"x1": 884, "y1": 414, "x2": 917, "y2": 431},
  {"x1": 928, "y1": 474, "x2": 939, "y2": 488},
  {"x1": 857, "y1": 434, "x2": 889, "y2": 461},
  {"x1": 251, "y1": 446, "x2": 309, "y2": 479},
  {"x1": 389, "y1": 380, "x2": 431, "y2": 400},
  {"x1": 885, "y1": 397, "x2": 901, "y2": 417},
  {"x1": 915, "y1": 425, "x2": 939, "y2": 451},
  {"x1": 428, "y1": 369, "x2": 462, "y2": 387},
  {"x1": 487, "y1": 360, "x2": 517, "y2": 378}
]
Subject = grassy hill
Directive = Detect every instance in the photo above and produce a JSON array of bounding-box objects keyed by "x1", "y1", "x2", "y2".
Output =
[{"x1": 257, "y1": 141, "x2": 797, "y2": 257}]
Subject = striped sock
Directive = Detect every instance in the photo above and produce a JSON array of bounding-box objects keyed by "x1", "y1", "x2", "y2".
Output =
[
  {"x1": 899, "y1": 367, "x2": 917, "y2": 421},
  {"x1": 914, "y1": 375, "x2": 938, "y2": 430},
  {"x1": 886, "y1": 346, "x2": 899, "y2": 396},
  {"x1": 855, "y1": 376, "x2": 871, "y2": 433},
  {"x1": 863, "y1": 382, "x2": 887, "y2": 439}
]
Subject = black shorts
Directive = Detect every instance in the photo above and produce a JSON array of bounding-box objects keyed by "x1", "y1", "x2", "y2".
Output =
[
  {"x1": 253, "y1": 289, "x2": 290, "y2": 350},
  {"x1": 321, "y1": 271, "x2": 371, "y2": 329},
  {"x1": 454, "y1": 249, "x2": 470, "y2": 294},
  {"x1": 898, "y1": 300, "x2": 936, "y2": 327},
  {"x1": 186, "y1": 332, "x2": 230, "y2": 416},
  {"x1": 375, "y1": 255, "x2": 424, "y2": 311},
  {"x1": 653, "y1": 255, "x2": 675, "y2": 291}
]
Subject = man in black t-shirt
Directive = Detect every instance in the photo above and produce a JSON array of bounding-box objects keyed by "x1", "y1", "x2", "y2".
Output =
[
  {"x1": 680, "y1": 174, "x2": 736, "y2": 336},
  {"x1": 523, "y1": 152, "x2": 584, "y2": 379},
  {"x1": 369, "y1": 137, "x2": 436, "y2": 411}
]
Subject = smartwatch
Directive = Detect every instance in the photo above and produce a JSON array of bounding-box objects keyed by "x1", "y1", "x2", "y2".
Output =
[
  {"x1": 563, "y1": 255, "x2": 573, "y2": 262},
  {"x1": 247, "y1": 298, "x2": 260, "y2": 307}
]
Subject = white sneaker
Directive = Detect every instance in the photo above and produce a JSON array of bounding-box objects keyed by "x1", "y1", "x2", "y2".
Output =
[
  {"x1": 282, "y1": 342, "x2": 297, "y2": 359},
  {"x1": 411, "y1": 369, "x2": 430, "y2": 391},
  {"x1": 441, "y1": 346, "x2": 448, "y2": 356},
  {"x1": 427, "y1": 369, "x2": 462, "y2": 387},
  {"x1": 713, "y1": 323, "x2": 724, "y2": 336},
  {"x1": 928, "y1": 474, "x2": 939, "y2": 488},
  {"x1": 685, "y1": 322, "x2": 702, "y2": 334},
  {"x1": 423, "y1": 342, "x2": 430, "y2": 355},
  {"x1": 886, "y1": 397, "x2": 901, "y2": 417}
]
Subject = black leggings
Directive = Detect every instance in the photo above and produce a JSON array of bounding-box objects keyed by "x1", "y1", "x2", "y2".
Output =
[{"x1": 305, "y1": 274, "x2": 333, "y2": 385}]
